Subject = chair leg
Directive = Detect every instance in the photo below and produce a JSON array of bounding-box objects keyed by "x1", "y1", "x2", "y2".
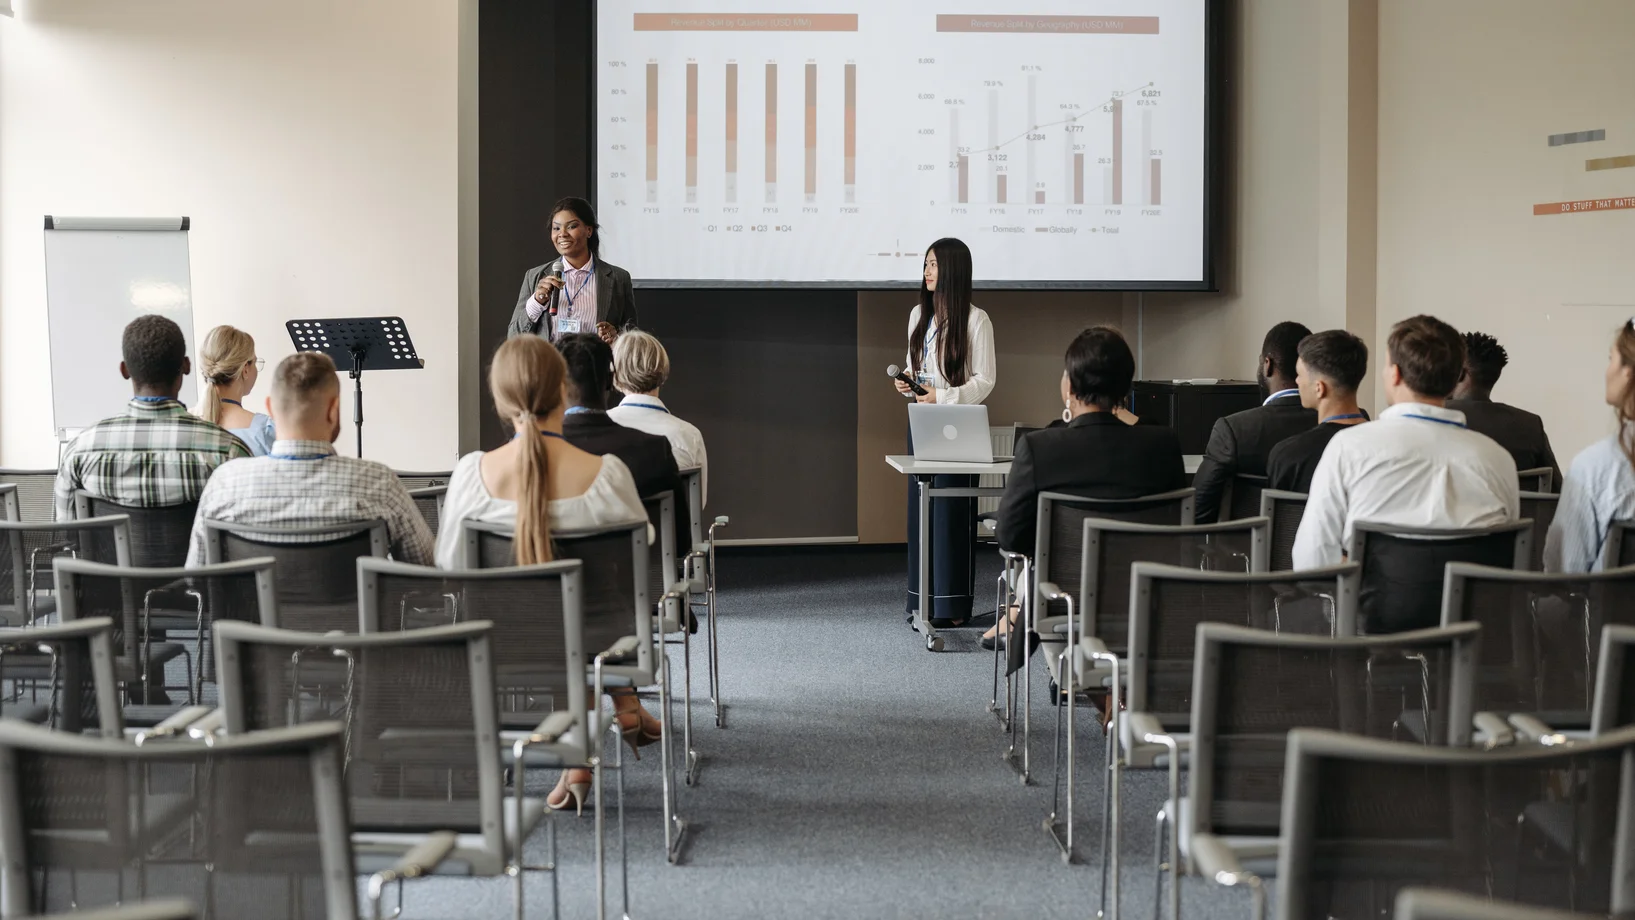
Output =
[
  {"x1": 1153, "y1": 809, "x2": 1166, "y2": 920},
  {"x1": 1098, "y1": 708, "x2": 1116, "y2": 919},
  {"x1": 682, "y1": 619, "x2": 699, "y2": 787},
  {"x1": 658, "y1": 649, "x2": 688, "y2": 865}
]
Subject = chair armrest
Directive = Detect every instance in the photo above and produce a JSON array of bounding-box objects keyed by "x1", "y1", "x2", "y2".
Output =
[
  {"x1": 601, "y1": 636, "x2": 640, "y2": 660},
  {"x1": 526, "y1": 710, "x2": 577, "y2": 744},
  {"x1": 1473, "y1": 711, "x2": 1515, "y2": 749},
  {"x1": 1506, "y1": 713, "x2": 1569, "y2": 745},
  {"x1": 1190, "y1": 832, "x2": 1258, "y2": 885},
  {"x1": 186, "y1": 708, "x2": 227, "y2": 741},
  {"x1": 367, "y1": 830, "x2": 458, "y2": 902},
  {"x1": 1125, "y1": 711, "x2": 1169, "y2": 747},
  {"x1": 130, "y1": 705, "x2": 215, "y2": 745}
]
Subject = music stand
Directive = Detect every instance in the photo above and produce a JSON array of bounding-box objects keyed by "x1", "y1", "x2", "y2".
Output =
[{"x1": 286, "y1": 317, "x2": 424, "y2": 457}]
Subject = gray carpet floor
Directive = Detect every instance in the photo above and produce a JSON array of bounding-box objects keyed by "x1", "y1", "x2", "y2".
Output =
[{"x1": 389, "y1": 545, "x2": 1268, "y2": 920}]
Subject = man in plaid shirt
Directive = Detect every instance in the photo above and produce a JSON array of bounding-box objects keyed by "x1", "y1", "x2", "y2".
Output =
[
  {"x1": 184, "y1": 351, "x2": 434, "y2": 566},
  {"x1": 55, "y1": 315, "x2": 252, "y2": 520}
]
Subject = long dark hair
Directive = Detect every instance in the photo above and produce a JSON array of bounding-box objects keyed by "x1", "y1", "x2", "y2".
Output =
[
  {"x1": 910, "y1": 238, "x2": 974, "y2": 386},
  {"x1": 550, "y1": 196, "x2": 601, "y2": 256}
]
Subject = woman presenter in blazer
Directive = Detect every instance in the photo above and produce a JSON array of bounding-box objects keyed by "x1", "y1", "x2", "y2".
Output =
[
  {"x1": 893, "y1": 237, "x2": 997, "y2": 626},
  {"x1": 508, "y1": 196, "x2": 638, "y2": 344}
]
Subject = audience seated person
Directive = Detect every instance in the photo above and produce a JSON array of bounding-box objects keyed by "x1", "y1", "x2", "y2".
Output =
[
  {"x1": 435, "y1": 336, "x2": 654, "y2": 814},
  {"x1": 1447, "y1": 330, "x2": 1561, "y2": 490},
  {"x1": 1190, "y1": 321, "x2": 1317, "y2": 522},
  {"x1": 195, "y1": 324, "x2": 276, "y2": 456},
  {"x1": 1266, "y1": 330, "x2": 1370, "y2": 493},
  {"x1": 557, "y1": 332, "x2": 689, "y2": 553},
  {"x1": 1545, "y1": 322, "x2": 1635, "y2": 572},
  {"x1": 988, "y1": 326, "x2": 1185, "y2": 648},
  {"x1": 1293, "y1": 315, "x2": 1519, "y2": 630},
  {"x1": 184, "y1": 352, "x2": 434, "y2": 566},
  {"x1": 55, "y1": 314, "x2": 252, "y2": 520},
  {"x1": 607, "y1": 330, "x2": 709, "y2": 506}
]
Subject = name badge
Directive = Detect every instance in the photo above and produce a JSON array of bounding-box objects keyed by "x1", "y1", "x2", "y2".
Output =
[
  {"x1": 916, "y1": 373, "x2": 934, "y2": 387},
  {"x1": 556, "y1": 317, "x2": 582, "y2": 335}
]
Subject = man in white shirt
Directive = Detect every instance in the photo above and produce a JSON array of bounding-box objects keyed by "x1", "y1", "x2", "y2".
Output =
[
  {"x1": 607, "y1": 330, "x2": 709, "y2": 506},
  {"x1": 1292, "y1": 314, "x2": 1520, "y2": 575}
]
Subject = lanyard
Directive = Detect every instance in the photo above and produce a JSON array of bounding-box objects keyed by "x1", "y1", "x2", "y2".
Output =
[
  {"x1": 1264, "y1": 388, "x2": 1299, "y2": 405},
  {"x1": 221, "y1": 399, "x2": 243, "y2": 407},
  {"x1": 133, "y1": 396, "x2": 173, "y2": 403},
  {"x1": 1321, "y1": 413, "x2": 1366, "y2": 424},
  {"x1": 270, "y1": 453, "x2": 328, "y2": 461},
  {"x1": 565, "y1": 406, "x2": 600, "y2": 416},
  {"x1": 512, "y1": 429, "x2": 566, "y2": 440},
  {"x1": 628, "y1": 403, "x2": 670, "y2": 414},
  {"x1": 1399, "y1": 412, "x2": 1467, "y2": 429},
  {"x1": 562, "y1": 259, "x2": 594, "y2": 308}
]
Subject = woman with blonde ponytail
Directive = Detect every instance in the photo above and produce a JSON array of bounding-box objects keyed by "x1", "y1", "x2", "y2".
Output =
[
  {"x1": 1546, "y1": 320, "x2": 1635, "y2": 572},
  {"x1": 195, "y1": 325, "x2": 275, "y2": 455},
  {"x1": 436, "y1": 336, "x2": 652, "y2": 813}
]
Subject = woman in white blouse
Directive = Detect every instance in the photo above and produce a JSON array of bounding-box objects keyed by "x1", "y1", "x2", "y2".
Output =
[
  {"x1": 892, "y1": 237, "x2": 997, "y2": 626},
  {"x1": 1545, "y1": 321, "x2": 1635, "y2": 571},
  {"x1": 436, "y1": 336, "x2": 654, "y2": 815}
]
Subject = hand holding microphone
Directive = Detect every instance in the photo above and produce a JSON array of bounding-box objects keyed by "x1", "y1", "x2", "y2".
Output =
[
  {"x1": 887, "y1": 364, "x2": 929, "y2": 397},
  {"x1": 534, "y1": 260, "x2": 565, "y2": 315}
]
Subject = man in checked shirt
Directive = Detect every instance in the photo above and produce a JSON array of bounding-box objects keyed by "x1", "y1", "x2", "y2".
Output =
[{"x1": 55, "y1": 315, "x2": 252, "y2": 521}]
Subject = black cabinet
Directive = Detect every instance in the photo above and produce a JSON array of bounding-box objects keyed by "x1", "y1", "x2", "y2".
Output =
[{"x1": 1130, "y1": 380, "x2": 1264, "y2": 455}]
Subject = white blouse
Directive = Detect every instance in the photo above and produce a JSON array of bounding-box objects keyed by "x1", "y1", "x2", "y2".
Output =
[
  {"x1": 904, "y1": 303, "x2": 996, "y2": 405},
  {"x1": 434, "y1": 449, "x2": 649, "y2": 570}
]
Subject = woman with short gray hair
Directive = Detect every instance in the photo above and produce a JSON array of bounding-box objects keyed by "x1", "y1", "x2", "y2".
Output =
[{"x1": 607, "y1": 330, "x2": 709, "y2": 505}]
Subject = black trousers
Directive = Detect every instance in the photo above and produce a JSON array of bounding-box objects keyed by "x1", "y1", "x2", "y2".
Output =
[{"x1": 904, "y1": 427, "x2": 977, "y2": 622}]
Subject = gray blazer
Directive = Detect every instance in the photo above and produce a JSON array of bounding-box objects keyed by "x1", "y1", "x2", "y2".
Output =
[{"x1": 507, "y1": 257, "x2": 638, "y2": 340}]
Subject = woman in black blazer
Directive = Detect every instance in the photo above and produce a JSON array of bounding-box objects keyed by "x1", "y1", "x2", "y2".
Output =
[
  {"x1": 986, "y1": 326, "x2": 1186, "y2": 645},
  {"x1": 507, "y1": 197, "x2": 638, "y2": 343}
]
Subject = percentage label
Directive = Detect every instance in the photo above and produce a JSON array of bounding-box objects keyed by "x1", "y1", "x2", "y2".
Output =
[
  {"x1": 944, "y1": 98, "x2": 965, "y2": 105},
  {"x1": 608, "y1": 61, "x2": 627, "y2": 67},
  {"x1": 614, "y1": 199, "x2": 628, "y2": 206},
  {"x1": 983, "y1": 80, "x2": 1004, "y2": 87},
  {"x1": 610, "y1": 172, "x2": 627, "y2": 179},
  {"x1": 610, "y1": 144, "x2": 627, "y2": 151},
  {"x1": 1137, "y1": 99, "x2": 1158, "y2": 106},
  {"x1": 1058, "y1": 103, "x2": 1080, "y2": 111},
  {"x1": 611, "y1": 89, "x2": 627, "y2": 96},
  {"x1": 611, "y1": 116, "x2": 628, "y2": 123},
  {"x1": 1021, "y1": 65, "x2": 1043, "y2": 72}
]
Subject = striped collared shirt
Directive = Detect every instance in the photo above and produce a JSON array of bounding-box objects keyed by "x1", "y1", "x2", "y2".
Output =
[
  {"x1": 184, "y1": 438, "x2": 435, "y2": 567},
  {"x1": 54, "y1": 397, "x2": 252, "y2": 520},
  {"x1": 557, "y1": 256, "x2": 599, "y2": 339}
]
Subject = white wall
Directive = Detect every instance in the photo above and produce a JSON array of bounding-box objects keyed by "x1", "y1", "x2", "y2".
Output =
[
  {"x1": 0, "y1": 0, "x2": 462, "y2": 470},
  {"x1": 1377, "y1": 0, "x2": 1635, "y2": 464}
]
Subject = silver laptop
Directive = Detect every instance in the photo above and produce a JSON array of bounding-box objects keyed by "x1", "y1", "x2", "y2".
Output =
[{"x1": 908, "y1": 403, "x2": 993, "y2": 463}]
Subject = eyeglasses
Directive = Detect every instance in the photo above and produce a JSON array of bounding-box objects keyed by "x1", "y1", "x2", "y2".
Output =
[{"x1": 253, "y1": 358, "x2": 266, "y2": 371}]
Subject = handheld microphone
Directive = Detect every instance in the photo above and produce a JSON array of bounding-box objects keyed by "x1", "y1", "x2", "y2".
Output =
[
  {"x1": 545, "y1": 260, "x2": 564, "y2": 317},
  {"x1": 887, "y1": 364, "x2": 929, "y2": 397}
]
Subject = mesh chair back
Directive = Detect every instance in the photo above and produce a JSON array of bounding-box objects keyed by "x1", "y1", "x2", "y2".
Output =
[
  {"x1": 1602, "y1": 521, "x2": 1635, "y2": 570},
  {"x1": 1351, "y1": 520, "x2": 1530, "y2": 635},
  {"x1": 75, "y1": 494, "x2": 196, "y2": 568},
  {"x1": 462, "y1": 520, "x2": 652, "y2": 677},
  {"x1": 1442, "y1": 563, "x2": 1635, "y2": 728},
  {"x1": 0, "y1": 618, "x2": 122, "y2": 735},
  {"x1": 0, "y1": 470, "x2": 55, "y2": 523},
  {"x1": 1077, "y1": 517, "x2": 1268, "y2": 651},
  {"x1": 1518, "y1": 492, "x2": 1558, "y2": 571},
  {"x1": 213, "y1": 620, "x2": 502, "y2": 855},
  {"x1": 1, "y1": 518, "x2": 132, "y2": 628},
  {"x1": 407, "y1": 486, "x2": 446, "y2": 539},
  {"x1": 1276, "y1": 726, "x2": 1635, "y2": 920},
  {"x1": 54, "y1": 558, "x2": 276, "y2": 693},
  {"x1": 1127, "y1": 564, "x2": 1357, "y2": 729},
  {"x1": 1191, "y1": 623, "x2": 1479, "y2": 849},
  {"x1": 1224, "y1": 474, "x2": 1268, "y2": 522},
  {"x1": 0, "y1": 719, "x2": 357, "y2": 920},
  {"x1": 1034, "y1": 489, "x2": 1197, "y2": 630},
  {"x1": 1259, "y1": 489, "x2": 1308, "y2": 572},
  {"x1": 394, "y1": 470, "x2": 452, "y2": 491},
  {"x1": 1593, "y1": 625, "x2": 1635, "y2": 735},
  {"x1": 202, "y1": 519, "x2": 386, "y2": 632},
  {"x1": 1517, "y1": 467, "x2": 1554, "y2": 494},
  {"x1": 359, "y1": 558, "x2": 588, "y2": 736},
  {"x1": 642, "y1": 492, "x2": 676, "y2": 614},
  {"x1": 32, "y1": 898, "x2": 202, "y2": 920},
  {"x1": 0, "y1": 484, "x2": 17, "y2": 522}
]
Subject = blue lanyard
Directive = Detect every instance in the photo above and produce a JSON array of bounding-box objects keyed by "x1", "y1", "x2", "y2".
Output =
[
  {"x1": 1321, "y1": 413, "x2": 1365, "y2": 424},
  {"x1": 562, "y1": 259, "x2": 593, "y2": 308},
  {"x1": 270, "y1": 453, "x2": 328, "y2": 461},
  {"x1": 1264, "y1": 388, "x2": 1299, "y2": 405},
  {"x1": 565, "y1": 406, "x2": 600, "y2": 416},
  {"x1": 221, "y1": 399, "x2": 243, "y2": 407},
  {"x1": 1400, "y1": 412, "x2": 1467, "y2": 429},
  {"x1": 922, "y1": 320, "x2": 938, "y2": 375},
  {"x1": 512, "y1": 429, "x2": 566, "y2": 440},
  {"x1": 628, "y1": 403, "x2": 670, "y2": 414},
  {"x1": 133, "y1": 396, "x2": 173, "y2": 403}
]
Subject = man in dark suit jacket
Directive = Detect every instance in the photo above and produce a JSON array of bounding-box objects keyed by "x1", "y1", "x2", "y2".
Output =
[
  {"x1": 1190, "y1": 321, "x2": 1318, "y2": 522},
  {"x1": 1446, "y1": 331, "x2": 1561, "y2": 491},
  {"x1": 557, "y1": 333, "x2": 689, "y2": 553}
]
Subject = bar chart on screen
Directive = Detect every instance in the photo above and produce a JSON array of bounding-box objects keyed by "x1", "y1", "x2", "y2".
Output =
[{"x1": 597, "y1": 2, "x2": 1209, "y2": 285}]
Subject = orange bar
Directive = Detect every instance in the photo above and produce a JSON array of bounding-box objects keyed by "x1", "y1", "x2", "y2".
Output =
[
  {"x1": 1534, "y1": 196, "x2": 1635, "y2": 216},
  {"x1": 725, "y1": 63, "x2": 738, "y2": 201},
  {"x1": 936, "y1": 14, "x2": 1158, "y2": 34},
  {"x1": 686, "y1": 63, "x2": 699, "y2": 197},
  {"x1": 1073, "y1": 153, "x2": 1084, "y2": 204},
  {"x1": 844, "y1": 63, "x2": 856, "y2": 187},
  {"x1": 1586, "y1": 155, "x2": 1635, "y2": 172},
  {"x1": 765, "y1": 63, "x2": 777, "y2": 199},
  {"x1": 635, "y1": 13, "x2": 858, "y2": 31},
  {"x1": 1111, "y1": 99, "x2": 1123, "y2": 205},
  {"x1": 804, "y1": 63, "x2": 817, "y2": 199},
  {"x1": 646, "y1": 62, "x2": 659, "y2": 195},
  {"x1": 997, "y1": 174, "x2": 1007, "y2": 203},
  {"x1": 1035, "y1": 190, "x2": 1045, "y2": 204},
  {"x1": 1151, "y1": 159, "x2": 1161, "y2": 205},
  {"x1": 958, "y1": 155, "x2": 968, "y2": 203}
]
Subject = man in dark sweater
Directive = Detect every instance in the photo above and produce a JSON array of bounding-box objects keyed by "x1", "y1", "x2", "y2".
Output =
[
  {"x1": 1267, "y1": 330, "x2": 1370, "y2": 492},
  {"x1": 1446, "y1": 331, "x2": 1560, "y2": 491},
  {"x1": 1190, "y1": 321, "x2": 1317, "y2": 521}
]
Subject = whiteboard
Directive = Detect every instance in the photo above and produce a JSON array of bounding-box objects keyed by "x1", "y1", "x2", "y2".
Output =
[{"x1": 43, "y1": 217, "x2": 197, "y2": 436}]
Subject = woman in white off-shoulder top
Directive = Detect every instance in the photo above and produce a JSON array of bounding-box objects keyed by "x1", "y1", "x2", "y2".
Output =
[{"x1": 435, "y1": 336, "x2": 653, "y2": 816}]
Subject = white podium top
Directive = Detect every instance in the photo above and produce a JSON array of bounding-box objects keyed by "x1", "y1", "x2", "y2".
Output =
[{"x1": 886, "y1": 454, "x2": 1204, "y2": 476}]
